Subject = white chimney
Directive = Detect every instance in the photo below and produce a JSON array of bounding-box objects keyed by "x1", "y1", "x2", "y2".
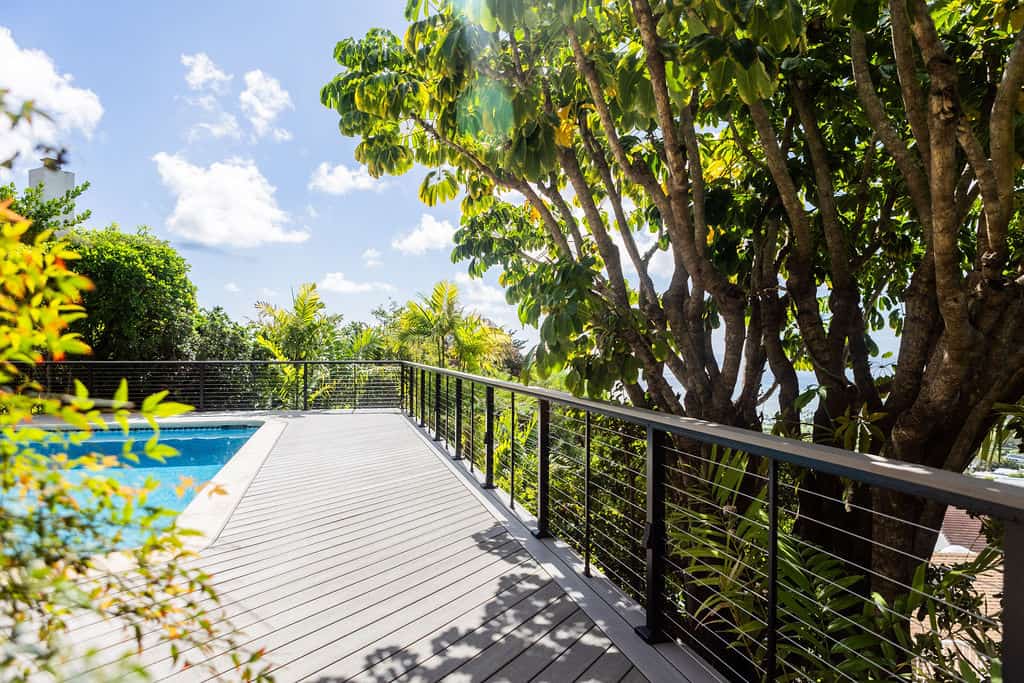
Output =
[{"x1": 28, "y1": 158, "x2": 75, "y2": 202}]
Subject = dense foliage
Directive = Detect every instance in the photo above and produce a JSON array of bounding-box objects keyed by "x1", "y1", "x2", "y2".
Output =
[
  {"x1": 67, "y1": 226, "x2": 199, "y2": 361},
  {"x1": 0, "y1": 200, "x2": 269, "y2": 680},
  {"x1": 0, "y1": 181, "x2": 91, "y2": 242},
  {"x1": 192, "y1": 306, "x2": 263, "y2": 361},
  {"x1": 395, "y1": 280, "x2": 517, "y2": 372}
]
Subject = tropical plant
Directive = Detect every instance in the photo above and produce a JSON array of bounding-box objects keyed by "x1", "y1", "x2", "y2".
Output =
[
  {"x1": 396, "y1": 280, "x2": 512, "y2": 372},
  {"x1": 976, "y1": 402, "x2": 1024, "y2": 470},
  {"x1": 396, "y1": 281, "x2": 462, "y2": 367},
  {"x1": 0, "y1": 201, "x2": 269, "y2": 680},
  {"x1": 254, "y1": 283, "x2": 345, "y2": 407},
  {"x1": 338, "y1": 321, "x2": 388, "y2": 360},
  {"x1": 668, "y1": 446, "x2": 1002, "y2": 681},
  {"x1": 255, "y1": 283, "x2": 342, "y2": 362},
  {"x1": 68, "y1": 226, "x2": 198, "y2": 360}
]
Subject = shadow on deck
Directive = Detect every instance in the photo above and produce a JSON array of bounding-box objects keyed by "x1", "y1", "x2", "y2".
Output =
[{"x1": 70, "y1": 412, "x2": 715, "y2": 682}]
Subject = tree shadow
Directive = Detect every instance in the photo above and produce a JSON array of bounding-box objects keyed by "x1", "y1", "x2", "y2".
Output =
[{"x1": 305, "y1": 527, "x2": 591, "y2": 683}]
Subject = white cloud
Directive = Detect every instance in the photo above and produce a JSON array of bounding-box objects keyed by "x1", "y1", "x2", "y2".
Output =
[
  {"x1": 308, "y1": 162, "x2": 385, "y2": 195},
  {"x1": 392, "y1": 214, "x2": 456, "y2": 255},
  {"x1": 259, "y1": 287, "x2": 278, "y2": 299},
  {"x1": 319, "y1": 272, "x2": 394, "y2": 294},
  {"x1": 181, "y1": 53, "x2": 232, "y2": 93},
  {"x1": 190, "y1": 94, "x2": 219, "y2": 112},
  {"x1": 454, "y1": 272, "x2": 512, "y2": 324},
  {"x1": 0, "y1": 26, "x2": 103, "y2": 178},
  {"x1": 152, "y1": 152, "x2": 309, "y2": 248},
  {"x1": 239, "y1": 69, "x2": 292, "y2": 140},
  {"x1": 455, "y1": 272, "x2": 506, "y2": 306},
  {"x1": 362, "y1": 248, "x2": 383, "y2": 268},
  {"x1": 187, "y1": 111, "x2": 241, "y2": 141},
  {"x1": 224, "y1": 281, "x2": 241, "y2": 293},
  {"x1": 306, "y1": 204, "x2": 319, "y2": 219}
]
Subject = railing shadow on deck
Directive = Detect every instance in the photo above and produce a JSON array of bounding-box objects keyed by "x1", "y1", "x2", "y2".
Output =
[
  {"x1": 303, "y1": 527, "x2": 603, "y2": 682},
  {"x1": 26, "y1": 359, "x2": 1024, "y2": 682}
]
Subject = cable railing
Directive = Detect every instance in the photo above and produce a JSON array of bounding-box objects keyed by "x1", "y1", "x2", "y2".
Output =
[
  {"x1": 401, "y1": 362, "x2": 1023, "y2": 683},
  {"x1": 24, "y1": 360, "x2": 402, "y2": 411},
  {"x1": 20, "y1": 359, "x2": 1024, "y2": 682}
]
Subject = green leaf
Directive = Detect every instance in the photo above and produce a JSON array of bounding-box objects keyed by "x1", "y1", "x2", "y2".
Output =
[
  {"x1": 114, "y1": 378, "x2": 128, "y2": 405},
  {"x1": 141, "y1": 390, "x2": 170, "y2": 414}
]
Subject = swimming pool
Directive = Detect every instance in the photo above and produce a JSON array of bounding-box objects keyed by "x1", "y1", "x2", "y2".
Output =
[
  {"x1": 62, "y1": 426, "x2": 259, "y2": 512},
  {"x1": 29, "y1": 425, "x2": 260, "y2": 549}
]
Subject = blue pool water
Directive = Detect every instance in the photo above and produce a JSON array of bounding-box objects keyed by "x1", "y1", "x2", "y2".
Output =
[
  {"x1": 20, "y1": 426, "x2": 258, "y2": 550},
  {"x1": 62, "y1": 426, "x2": 258, "y2": 512}
]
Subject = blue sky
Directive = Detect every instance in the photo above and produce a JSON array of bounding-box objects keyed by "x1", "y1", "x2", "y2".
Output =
[{"x1": 1, "y1": 2, "x2": 529, "y2": 340}]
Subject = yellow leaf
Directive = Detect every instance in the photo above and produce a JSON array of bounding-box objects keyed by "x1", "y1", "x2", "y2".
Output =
[
  {"x1": 174, "y1": 475, "x2": 196, "y2": 498},
  {"x1": 554, "y1": 105, "x2": 575, "y2": 147},
  {"x1": 206, "y1": 484, "x2": 228, "y2": 498}
]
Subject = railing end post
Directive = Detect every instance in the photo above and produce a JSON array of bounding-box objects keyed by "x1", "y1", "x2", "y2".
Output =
[{"x1": 433, "y1": 370, "x2": 442, "y2": 441}]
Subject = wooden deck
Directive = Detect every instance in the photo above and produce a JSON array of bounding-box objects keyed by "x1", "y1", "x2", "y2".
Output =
[{"x1": 67, "y1": 413, "x2": 715, "y2": 682}]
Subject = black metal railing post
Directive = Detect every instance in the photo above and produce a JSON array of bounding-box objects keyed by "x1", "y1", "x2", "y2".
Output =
[
  {"x1": 302, "y1": 361, "x2": 309, "y2": 411},
  {"x1": 636, "y1": 426, "x2": 668, "y2": 643},
  {"x1": 399, "y1": 364, "x2": 405, "y2": 412},
  {"x1": 199, "y1": 364, "x2": 206, "y2": 412},
  {"x1": 444, "y1": 375, "x2": 450, "y2": 445},
  {"x1": 418, "y1": 368, "x2": 426, "y2": 427},
  {"x1": 766, "y1": 458, "x2": 779, "y2": 679},
  {"x1": 293, "y1": 361, "x2": 301, "y2": 410},
  {"x1": 533, "y1": 398, "x2": 550, "y2": 538},
  {"x1": 433, "y1": 371, "x2": 442, "y2": 441},
  {"x1": 454, "y1": 378, "x2": 464, "y2": 460},
  {"x1": 469, "y1": 383, "x2": 475, "y2": 471},
  {"x1": 1005, "y1": 520, "x2": 1024, "y2": 682},
  {"x1": 483, "y1": 386, "x2": 495, "y2": 489},
  {"x1": 403, "y1": 366, "x2": 411, "y2": 419},
  {"x1": 509, "y1": 392, "x2": 516, "y2": 510},
  {"x1": 584, "y1": 410, "x2": 592, "y2": 576}
]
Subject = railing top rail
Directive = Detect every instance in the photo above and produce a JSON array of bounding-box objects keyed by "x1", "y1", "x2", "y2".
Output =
[
  {"x1": 400, "y1": 361, "x2": 1024, "y2": 522},
  {"x1": 34, "y1": 360, "x2": 402, "y2": 365}
]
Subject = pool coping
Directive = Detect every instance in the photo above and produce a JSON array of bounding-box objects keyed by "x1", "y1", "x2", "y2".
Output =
[
  {"x1": 37, "y1": 413, "x2": 287, "y2": 561},
  {"x1": 171, "y1": 416, "x2": 287, "y2": 552}
]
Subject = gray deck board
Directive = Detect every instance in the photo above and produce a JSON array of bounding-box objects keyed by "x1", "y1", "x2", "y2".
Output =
[
  {"x1": 75, "y1": 413, "x2": 696, "y2": 682},
  {"x1": 575, "y1": 647, "x2": 636, "y2": 683}
]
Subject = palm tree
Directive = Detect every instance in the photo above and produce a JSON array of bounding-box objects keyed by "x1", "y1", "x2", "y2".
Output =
[
  {"x1": 397, "y1": 281, "x2": 461, "y2": 368},
  {"x1": 396, "y1": 281, "x2": 510, "y2": 372},
  {"x1": 254, "y1": 283, "x2": 343, "y2": 406},
  {"x1": 254, "y1": 283, "x2": 342, "y2": 361}
]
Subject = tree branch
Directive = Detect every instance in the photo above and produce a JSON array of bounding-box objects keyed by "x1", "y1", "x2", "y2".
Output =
[
  {"x1": 851, "y1": 29, "x2": 933, "y2": 231},
  {"x1": 988, "y1": 29, "x2": 1024, "y2": 265},
  {"x1": 889, "y1": 0, "x2": 931, "y2": 170}
]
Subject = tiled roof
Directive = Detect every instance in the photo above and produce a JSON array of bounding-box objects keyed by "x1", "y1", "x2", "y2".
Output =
[{"x1": 934, "y1": 507, "x2": 988, "y2": 554}]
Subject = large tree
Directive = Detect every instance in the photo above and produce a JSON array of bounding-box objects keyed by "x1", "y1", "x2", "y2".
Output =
[
  {"x1": 69, "y1": 226, "x2": 198, "y2": 360},
  {"x1": 192, "y1": 306, "x2": 261, "y2": 361},
  {"x1": 323, "y1": 0, "x2": 1024, "y2": 595}
]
